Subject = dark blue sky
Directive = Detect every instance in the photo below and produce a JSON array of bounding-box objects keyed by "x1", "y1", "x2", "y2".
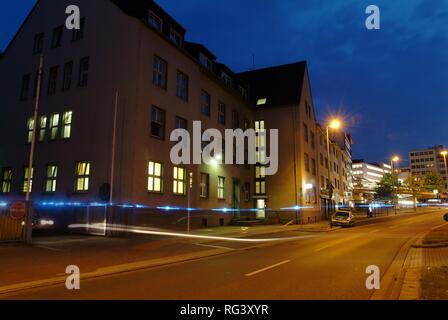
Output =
[{"x1": 1, "y1": 0, "x2": 447, "y2": 166}]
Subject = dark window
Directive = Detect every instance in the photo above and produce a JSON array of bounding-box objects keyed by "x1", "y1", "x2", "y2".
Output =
[
  {"x1": 20, "y1": 74, "x2": 31, "y2": 100},
  {"x1": 304, "y1": 153, "x2": 310, "y2": 172},
  {"x1": 199, "y1": 173, "x2": 209, "y2": 198},
  {"x1": 72, "y1": 18, "x2": 85, "y2": 42},
  {"x1": 33, "y1": 33, "x2": 44, "y2": 54},
  {"x1": 170, "y1": 29, "x2": 182, "y2": 46},
  {"x1": 218, "y1": 102, "x2": 226, "y2": 125},
  {"x1": 62, "y1": 61, "x2": 73, "y2": 91},
  {"x1": 175, "y1": 116, "x2": 187, "y2": 130},
  {"x1": 148, "y1": 12, "x2": 162, "y2": 32},
  {"x1": 201, "y1": 90, "x2": 211, "y2": 116},
  {"x1": 78, "y1": 57, "x2": 89, "y2": 87},
  {"x1": 33, "y1": 69, "x2": 43, "y2": 98},
  {"x1": 303, "y1": 123, "x2": 309, "y2": 143},
  {"x1": 311, "y1": 158, "x2": 317, "y2": 176},
  {"x1": 47, "y1": 66, "x2": 58, "y2": 95},
  {"x1": 151, "y1": 106, "x2": 165, "y2": 139},
  {"x1": 176, "y1": 71, "x2": 189, "y2": 101},
  {"x1": 232, "y1": 110, "x2": 239, "y2": 129},
  {"x1": 152, "y1": 55, "x2": 167, "y2": 89},
  {"x1": 51, "y1": 26, "x2": 63, "y2": 48},
  {"x1": 310, "y1": 131, "x2": 315, "y2": 149}
]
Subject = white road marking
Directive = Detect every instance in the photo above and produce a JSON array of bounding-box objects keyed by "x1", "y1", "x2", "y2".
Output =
[
  {"x1": 34, "y1": 245, "x2": 64, "y2": 252},
  {"x1": 194, "y1": 243, "x2": 234, "y2": 250},
  {"x1": 245, "y1": 260, "x2": 291, "y2": 277},
  {"x1": 314, "y1": 234, "x2": 362, "y2": 252}
]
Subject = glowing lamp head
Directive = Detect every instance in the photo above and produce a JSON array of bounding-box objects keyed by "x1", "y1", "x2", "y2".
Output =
[
  {"x1": 329, "y1": 119, "x2": 342, "y2": 130},
  {"x1": 392, "y1": 156, "x2": 400, "y2": 163},
  {"x1": 441, "y1": 151, "x2": 448, "y2": 157}
]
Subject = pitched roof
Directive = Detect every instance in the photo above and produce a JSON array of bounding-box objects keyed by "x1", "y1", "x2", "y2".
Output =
[{"x1": 237, "y1": 61, "x2": 308, "y2": 108}]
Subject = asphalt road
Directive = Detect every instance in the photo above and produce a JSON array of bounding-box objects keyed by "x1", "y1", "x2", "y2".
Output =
[{"x1": 5, "y1": 209, "x2": 447, "y2": 300}]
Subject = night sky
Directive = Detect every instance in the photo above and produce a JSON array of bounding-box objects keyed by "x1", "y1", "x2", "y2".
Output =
[{"x1": 1, "y1": 0, "x2": 447, "y2": 166}]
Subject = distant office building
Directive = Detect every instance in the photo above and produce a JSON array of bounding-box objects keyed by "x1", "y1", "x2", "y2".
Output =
[
  {"x1": 410, "y1": 145, "x2": 447, "y2": 189},
  {"x1": 352, "y1": 160, "x2": 391, "y2": 202}
]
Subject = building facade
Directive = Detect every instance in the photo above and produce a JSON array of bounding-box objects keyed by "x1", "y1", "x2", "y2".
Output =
[
  {"x1": 0, "y1": 0, "x2": 354, "y2": 229},
  {"x1": 410, "y1": 146, "x2": 448, "y2": 190},
  {"x1": 352, "y1": 160, "x2": 391, "y2": 203}
]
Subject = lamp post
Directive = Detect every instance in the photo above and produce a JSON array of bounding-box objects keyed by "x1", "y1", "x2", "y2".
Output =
[
  {"x1": 326, "y1": 119, "x2": 342, "y2": 219},
  {"x1": 441, "y1": 151, "x2": 448, "y2": 192},
  {"x1": 390, "y1": 156, "x2": 400, "y2": 215}
]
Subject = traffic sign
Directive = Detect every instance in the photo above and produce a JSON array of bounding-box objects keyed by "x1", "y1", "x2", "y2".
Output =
[{"x1": 9, "y1": 202, "x2": 26, "y2": 220}]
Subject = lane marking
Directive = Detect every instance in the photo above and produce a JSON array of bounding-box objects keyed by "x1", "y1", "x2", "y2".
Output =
[
  {"x1": 314, "y1": 234, "x2": 362, "y2": 252},
  {"x1": 34, "y1": 245, "x2": 64, "y2": 252},
  {"x1": 194, "y1": 243, "x2": 234, "y2": 250},
  {"x1": 368, "y1": 229, "x2": 380, "y2": 234},
  {"x1": 245, "y1": 260, "x2": 291, "y2": 277}
]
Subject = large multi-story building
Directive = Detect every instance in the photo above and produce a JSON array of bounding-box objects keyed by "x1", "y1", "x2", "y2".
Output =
[
  {"x1": 410, "y1": 146, "x2": 448, "y2": 189},
  {"x1": 0, "y1": 0, "x2": 353, "y2": 229},
  {"x1": 352, "y1": 160, "x2": 391, "y2": 202}
]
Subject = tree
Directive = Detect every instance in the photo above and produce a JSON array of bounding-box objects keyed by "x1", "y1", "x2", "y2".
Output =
[
  {"x1": 422, "y1": 171, "x2": 445, "y2": 193},
  {"x1": 375, "y1": 173, "x2": 400, "y2": 200},
  {"x1": 404, "y1": 175, "x2": 423, "y2": 211}
]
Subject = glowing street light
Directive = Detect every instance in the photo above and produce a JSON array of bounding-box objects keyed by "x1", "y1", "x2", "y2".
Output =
[
  {"x1": 441, "y1": 151, "x2": 448, "y2": 190},
  {"x1": 325, "y1": 118, "x2": 343, "y2": 218},
  {"x1": 390, "y1": 156, "x2": 400, "y2": 173}
]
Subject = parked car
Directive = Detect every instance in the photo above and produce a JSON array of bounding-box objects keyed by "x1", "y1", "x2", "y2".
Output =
[{"x1": 331, "y1": 210, "x2": 356, "y2": 227}]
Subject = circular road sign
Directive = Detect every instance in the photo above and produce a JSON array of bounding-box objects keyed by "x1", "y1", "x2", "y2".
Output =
[{"x1": 9, "y1": 202, "x2": 26, "y2": 220}]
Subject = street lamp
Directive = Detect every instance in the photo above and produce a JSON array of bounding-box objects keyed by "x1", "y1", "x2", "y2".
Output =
[
  {"x1": 326, "y1": 119, "x2": 342, "y2": 219},
  {"x1": 441, "y1": 151, "x2": 448, "y2": 191},
  {"x1": 390, "y1": 156, "x2": 400, "y2": 214}
]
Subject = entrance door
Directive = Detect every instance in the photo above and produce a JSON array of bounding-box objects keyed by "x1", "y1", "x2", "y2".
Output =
[
  {"x1": 232, "y1": 179, "x2": 241, "y2": 220},
  {"x1": 256, "y1": 199, "x2": 266, "y2": 220}
]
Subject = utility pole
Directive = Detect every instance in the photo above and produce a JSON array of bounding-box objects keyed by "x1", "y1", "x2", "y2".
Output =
[
  {"x1": 326, "y1": 126, "x2": 333, "y2": 219},
  {"x1": 24, "y1": 54, "x2": 43, "y2": 243},
  {"x1": 110, "y1": 91, "x2": 118, "y2": 205}
]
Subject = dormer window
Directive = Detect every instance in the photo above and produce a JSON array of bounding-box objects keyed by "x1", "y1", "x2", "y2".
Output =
[
  {"x1": 149, "y1": 11, "x2": 162, "y2": 32},
  {"x1": 199, "y1": 53, "x2": 212, "y2": 70},
  {"x1": 257, "y1": 98, "x2": 267, "y2": 106},
  {"x1": 238, "y1": 85, "x2": 248, "y2": 99},
  {"x1": 170, "y1": 28, "x2": 182, "y2": 46},
  {"x1": 221, "y1": 71, "x2": 232, "y2": 86}
]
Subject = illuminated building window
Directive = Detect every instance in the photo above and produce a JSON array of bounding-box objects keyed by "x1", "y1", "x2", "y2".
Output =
[
  {"x1": 26, "y1": 117, "x2": 34, "y2": 144},
  {"x1": 255, "y1": 181, "x2": 266, "y2": 195},
  {"x1": 201, "y1": 90, "x2": 211, "y2": 116},
  {"x1": 148, "y1": 161, "x2": 163, "y2": 193},
  {"x1": 49, "y1": 113, "x2": 60, "y2": 140},
  {"x1": 62, "y1": 111, "x2": 73, "y2": 139},
  {"x1": 151, "y1": 106, "x2": 166, "y2": 139},
  {"x1": 218, "y1": 176, "x2": 225, "y2": 200},
  {"x1": 176, "y1": 71, "x2": 189, "y2": 101},
  {"x1": 256, "y1": 98, "x2": 267, "y2": 106},
  {"x1": 200, "y1": 173, "x2": 209, "y2": 198},
  {"x1": 148, "y1": 12, "x2": 162, "y2": 32},
  {"x1": 153, "y1": 55, "x2": 168, "y2": 89},
  {"x1": 173, "y1": 166, "x2": 186, "y2": 195},
  {"x1": 1, "y1": 168, "x2": 12, "y2": 194},
  {"x1": 22, "y1": 167, "x2": 34, "y2": 193},
  {"x1": 75, "y1": 162, "x2": 91, "y2": 192},
  {"x1": 39, "y1": 115, "x2": 47, "y2": 142},
  {"x1": 45, "y1": 165, "x2": 58, "y2": 193}
]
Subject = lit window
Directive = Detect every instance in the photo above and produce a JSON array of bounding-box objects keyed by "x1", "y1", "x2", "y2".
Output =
[
  {"x1": 148, "y1": 161, "x2": 163, "y2": 193},
  {"x1": 200, "y1": 173, "x2": 209, "y2": 198},
  {"x1": 1, "y1": 168, "x2": 12, "y2": 194},
  {"x1": 26, "y1": 117, "x2": 35, "y2": 144},
  {"x1": 255, "y1": 181, "x2": 266, "y2": 195},
  {"x1": 75, "y1": 162, "x2": 90, "y2": 192},
  {"x1": 49, "y1": 113, "x2": 60, "y2": 140},
  {"x1": 153, "y1": 55, "x2": 167, "y2": 89},
  {"x1": 62, "y1": 111, "x2": 72, "y2": 139},
  {"x1": 45, "y1": 165, "x2": 58, "y2": 193},
  {"x1": 218, "y1": 176, "x2": 225, "y2": 200},
  {"x1": 39, "y1": 115, "x2": 47, "y2": 142},
  {"x1": 256, "y1": 98, "x2": 267, "y2": 106},
  {"x1": 22, "y1": 167, "x2": 34, "y2": 193},
  {"x1": 173, "y1": 167, "x2": 186, "y2": 195},
  {"x1": 148, "y1": 12, "x2": 162, "y2": 32}
]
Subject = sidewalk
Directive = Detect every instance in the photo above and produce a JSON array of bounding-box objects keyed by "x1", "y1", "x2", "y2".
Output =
[{"x1": 400, "y1": 223, "x2": 448, "y2": 300}]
